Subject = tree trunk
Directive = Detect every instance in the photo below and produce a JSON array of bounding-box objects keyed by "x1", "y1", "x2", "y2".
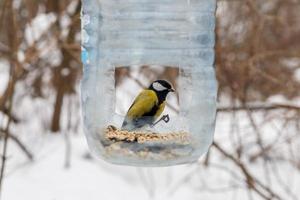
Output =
[{"x1": 51, "y1": 86, "x2": 64, "y2": 132}]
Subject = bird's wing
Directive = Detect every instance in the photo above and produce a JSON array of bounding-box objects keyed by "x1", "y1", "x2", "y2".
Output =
[{"x1": 126, "y1": 90, "x2": 158, "y2": 119}]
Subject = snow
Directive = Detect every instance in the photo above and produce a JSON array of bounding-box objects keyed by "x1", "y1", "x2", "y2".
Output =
[
  {"x1": 2, "y1": 133, "x2": 208, "y2": 200},
  {"x1": 0, "y1": 60, "x2": 9, "y2": 95},
  {"x1": 3, "y1": 136, "x2": 146, "y2": 200},
  {"x1": 2, "y1": 105, "x2": 300, "y2": 200}
]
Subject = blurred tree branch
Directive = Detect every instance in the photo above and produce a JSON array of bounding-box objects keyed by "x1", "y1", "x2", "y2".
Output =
[
  {"x1": 0, "y1": 0, "x2": 19, "y2": 194},
  {"x1": 0, "y1": 129, "x2": 33, "y2": 161},
  {"x1": 212, "y1": 142, "x2": 283, "y2": 200},
  {"x1": 50, "y1": 0, "x2": 81, "y2": 132},
  {"x1": 217, "y1": 103, "x2": 300, "y2": 112}
]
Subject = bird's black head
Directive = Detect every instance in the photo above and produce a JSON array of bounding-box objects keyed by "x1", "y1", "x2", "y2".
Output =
[{"x1": 149, "y1": 80, "x2": 175, "y2": 103}]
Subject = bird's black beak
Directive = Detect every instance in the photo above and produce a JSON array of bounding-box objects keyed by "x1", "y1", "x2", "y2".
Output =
[{"x1": 168, "y1": 88, "x2": 175, "y2": 92}]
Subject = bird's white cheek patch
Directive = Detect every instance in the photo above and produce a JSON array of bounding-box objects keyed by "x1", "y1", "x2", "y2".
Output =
[{"x1": 153, "y1": 82, "x2": 167, "y2": 91}]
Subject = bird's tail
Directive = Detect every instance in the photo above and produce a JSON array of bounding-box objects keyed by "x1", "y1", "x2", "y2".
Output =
[
  {"x1": 121, "y1": 117, "x2": 134, "y2": 131},
  {"x1": 121, "y1": 116, "x2": 153, "y2": 131}
]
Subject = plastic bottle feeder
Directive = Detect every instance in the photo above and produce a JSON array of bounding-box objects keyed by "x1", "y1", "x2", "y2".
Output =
[{"x1": 81, "y1": 0, "x2": 217, "y2": 166}]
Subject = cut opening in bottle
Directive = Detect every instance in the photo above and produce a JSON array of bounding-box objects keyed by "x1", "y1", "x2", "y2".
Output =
[{"x1": 115, "y1": 65, "x2": 180, "y2": 117}]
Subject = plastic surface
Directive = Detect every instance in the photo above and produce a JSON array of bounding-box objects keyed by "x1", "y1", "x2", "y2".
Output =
[{"x1": 81, "y1": 0, "x2": 217, "y2": 166}]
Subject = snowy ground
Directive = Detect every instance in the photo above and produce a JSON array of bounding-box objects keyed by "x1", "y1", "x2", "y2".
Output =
[
  {"x1": 0, "y1": 104, "x2": 241, "y2": 200},
  {"x1": 2, "y1": 108, "x2": 300, "y2": 200},
  {"x1": 2, "y1": 132, "x2": 217, "y2": 200}
]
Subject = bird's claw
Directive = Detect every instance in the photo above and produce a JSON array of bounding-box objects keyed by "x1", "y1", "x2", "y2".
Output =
[
  {"x1": 150, "y1": 114, "x2": 170, "y2": 127},
  {"x1": 162, "y1": 114, "x2": 170, "y2": 123}
]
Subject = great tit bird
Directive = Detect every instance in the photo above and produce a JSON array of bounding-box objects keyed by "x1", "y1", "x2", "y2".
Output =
[{"x1": 121, "y1": 80, "x2": 175, "y2": 131}]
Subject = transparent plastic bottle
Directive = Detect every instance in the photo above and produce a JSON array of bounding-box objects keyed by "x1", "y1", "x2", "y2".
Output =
[{"x1": 81, "y1": 0, "x2": 217, "y2": 166}]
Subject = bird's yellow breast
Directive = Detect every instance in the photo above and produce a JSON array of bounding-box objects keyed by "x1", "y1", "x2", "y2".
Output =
[{"x1": 126, "y1": 90, "x2": 159, "y2": 119}]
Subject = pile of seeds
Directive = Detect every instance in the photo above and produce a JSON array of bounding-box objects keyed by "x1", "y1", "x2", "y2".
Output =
[{"x1": 105, "y1": 125, "x2": 190, "y2": 144}]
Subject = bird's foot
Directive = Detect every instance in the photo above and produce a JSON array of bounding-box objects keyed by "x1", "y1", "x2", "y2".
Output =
[{"x1": 150, "y1": 114, "x2": 170, "y2": 127}]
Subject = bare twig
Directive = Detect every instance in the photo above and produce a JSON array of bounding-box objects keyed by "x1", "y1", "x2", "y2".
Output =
[
  {"x1": 213, "y1": 142, "x2": 283, "y2": 200},
  {"x1": 0, "y1": 0, "x2": 18, "y2": 194},
  {"x1": 0, "y1": 69, "x2": 16, "y2": 195},
  {"x1": 0, "y1": 129, "x2": 33, "y2": 161}
]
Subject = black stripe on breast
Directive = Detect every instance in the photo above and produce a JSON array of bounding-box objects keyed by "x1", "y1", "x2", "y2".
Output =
[
  {"x1": 143, "y1": 104, "x2": 159, "y2": 117},
  {"x1": 131, "y1": 103, "x2": 160, "y2": 128}
]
